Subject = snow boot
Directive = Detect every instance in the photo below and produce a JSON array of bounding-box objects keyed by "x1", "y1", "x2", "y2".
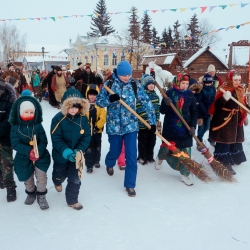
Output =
[
  {"x1": 148, "y1": 158, "x2": 155, "y2": 163},
  {"x1": 93, "y1": 163, "x2": 100, "y2": 168},
  {"x1": 155, "y1": 156, "x2": 163, "y2": 170},
  {"x1": 126, "y1": 188, "x2": 136, "y2": 197},
  {"x1": 181, "y1": 174, "x2": 193, "y2": 186},
  {"x1": 68, "y1": 202, "x2": 83, "y2": 210},
  {"x1": 226, "y1": 165, "x2": 236, "y2": 175},
  {"x1": 138, "y1": 158, "x2": 148, "y2": 165},
  {"x1": 208, "y1": 138, "x2": 216, "y2": 147},
  {"x1": 54, "y1": 184, "x2": 62, "y2": 192},
  {"x1": 86, "y1": 168, "x2": 93, "y2": 174},
  {"x1": 119, "y1": 166, "x2": 126, "y2": 170},
  {"x1": 37, "y1": 190, "x2": 49, "y2": 210},
  {"x1": 7, "y1": 186, "x2": 17, "y2": 202},
  {"x1": 24, "y1": 189, "x2": 36, "y2": 205},
  {"x1": 106, "y1": 167, "x2": 114, "y2": 176}
]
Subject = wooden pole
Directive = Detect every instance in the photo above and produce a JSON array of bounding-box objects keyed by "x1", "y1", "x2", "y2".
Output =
[{"x1": 219, "y1": 88, "x2": 250, "y2": 113}]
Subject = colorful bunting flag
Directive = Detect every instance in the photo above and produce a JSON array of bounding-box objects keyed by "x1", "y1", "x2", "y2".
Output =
[
  {"x1": 200, "y1": 6, "x2": 207, "y2": 13},
  {"x1": 241, "y1": 3, "x2": 249, "y2": 7},
  {"x1": 180, "y1": 8, "x2": 187, "y2": 12},
  {"x1": 219, "y1": 5, "x2": 227, "y2": 9}
]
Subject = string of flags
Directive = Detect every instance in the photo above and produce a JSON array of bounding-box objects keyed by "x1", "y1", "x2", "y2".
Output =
[{"x1": 0, "y1": 3, "x2": 249, "y2": 22}]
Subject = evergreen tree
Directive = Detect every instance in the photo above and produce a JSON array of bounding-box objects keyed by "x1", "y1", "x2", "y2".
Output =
[
  {"x1": 186, "y1": 13, "x2": 200, "y2": 49},
  {"x1": 88, "y1": 0, "x2": 115, "y2": 37},
  {"x1": 127, "y1": 6, "x2": 141, "y2": 68},
  {"x1": 173, "y1": 20, "x2": 181, "y2": 41},
  {"x1": 141, "y1": 13, "x2": 152, "y2": 43},
  {"x1": 128, "y1": 7, "x2": 140, "y2": 41},
  {"x1": 151, "y1": 26, "x2": 160, "y2": 44},
  {"x1": 161, "y1": 28, "x2": 168, "y2": 44}
]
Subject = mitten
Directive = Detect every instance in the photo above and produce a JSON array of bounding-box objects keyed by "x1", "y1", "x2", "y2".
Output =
[
  {"x1": 223, "y1": 90, "x2": 231, "y2": 101},
  {"x1": 189, "y1": 127, "x2": 196, "y2": 136},
  {"x1": 197, "y1": 118, "x2": 203, "y2": 126},
  {"x1": 29, "y1": 149, "x2": 39, "y2": 161},
  {"x1": 148, "y1": 124, "x2": 156, "y2": 134},
  {"x1": 62, "y1": 148, "x2": 74, "y2": 160},
  {"x1": 163, "y1": 97, "x2": 172, "y2": 106},
  {"x1": 93, "y1": 126, "x2": 99, "y2": 134},
  {"x1": 68, "y1": 153, "x2": 76, "y2": 162},
  {"x1": 109, "y1": 94, "x2": 120, "y2": 103}
]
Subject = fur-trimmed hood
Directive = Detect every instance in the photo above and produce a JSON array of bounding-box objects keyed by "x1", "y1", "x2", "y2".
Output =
[
  {"x1": 61, "y1": 97, "x2": 90, "y2": 116},
  {"x1": 9, "y1": 95, "x2": 43, "y2": 125},
  {"x1": 189, "y1": 82, "x2": 203, "y2": 94}
]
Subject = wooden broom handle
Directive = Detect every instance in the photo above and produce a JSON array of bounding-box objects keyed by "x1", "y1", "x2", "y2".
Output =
[
  {"x1": 220, "y1": 88, "x2": 250, "y2": 114},
  {"x1": 154, "y1": 81, "x2": 203, "y2": 146},
  {"x1": 103, "y1": 85, "x2": 171, "y2": 146}
]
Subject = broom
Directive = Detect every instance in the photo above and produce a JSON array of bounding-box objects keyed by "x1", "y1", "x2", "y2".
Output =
[
  {"x1": 155, "y1": 81, "x2": 236, "y2": 182},
  {"x1": 104, "y1": 85, "x2": 212, "y2": 182}
]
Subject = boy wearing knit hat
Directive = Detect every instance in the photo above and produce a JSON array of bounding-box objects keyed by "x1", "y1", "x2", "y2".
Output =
[
  {"x1": 136, "y1": 75, "x2": 160, "y2": 165},
  {"x1": 85, "y1": 85, "x2": 106, "y2": 173},
  {"x1": 196, "y1": 73, "x2": 216, "y2": 149},
  {"x1": 96, "y1": 61, "x2": 156, "y2": 197},
  {"x1": 0, "y1": 78, "x2": 17, "y2": 202},
  {"x1": 50, "y1": 87, "x2": 91, "y2": 210},
  {"x1": 9, "y1": 95, "x2": 51, "y2": 209}
]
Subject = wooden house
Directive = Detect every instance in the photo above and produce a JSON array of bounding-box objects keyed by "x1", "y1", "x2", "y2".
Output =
[
  {"x1": 140, "y1": 53, "x2": 182, "y2": 74},
  {"x1": 183, "y1": 46, "x2": 229, "y2": 72}
]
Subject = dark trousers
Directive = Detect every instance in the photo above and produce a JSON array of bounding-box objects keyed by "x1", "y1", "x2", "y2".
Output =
[
  {"x1": 197, "y1": 116, "x2": 211, "y2": 142},
  {"x1": 0, "y1": 145, "x2": 16, "y2": 188},
  {"x1": 85, "y1": 133, "x2": 102, "y2": 169},
  {"x1": 105, "y1": 132, "x2": 137, "y2": 188},
  {"x1": 138, "y1": 129, "x2": 156, "y2": 161},
  {"x1": 52, "y1": 161, "x2": 81, "y2": 205}
]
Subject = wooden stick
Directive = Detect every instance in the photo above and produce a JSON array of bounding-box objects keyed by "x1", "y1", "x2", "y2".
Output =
[
  {"x1": 220, "y1": 88, "x2": 250, "y2": 114},
  {"x1": 33, "y1": 135, "x2": 39, "y2": 158},
  {"x1": 155, "y1": 81, "x2": 204, "y2": 147},
  {"x1": 103, "y1": 85, "x2": 172, "y2": 146}
]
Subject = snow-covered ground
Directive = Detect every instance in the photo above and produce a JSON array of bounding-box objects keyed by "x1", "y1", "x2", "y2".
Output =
[{"x1": 1, "y1": 100, "x2": 250, "y2": 250}]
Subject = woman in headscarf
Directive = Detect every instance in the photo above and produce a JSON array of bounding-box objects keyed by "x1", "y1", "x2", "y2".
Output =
[{"x1": 209, "y1": 70, "x2": 248, "y2": 175}]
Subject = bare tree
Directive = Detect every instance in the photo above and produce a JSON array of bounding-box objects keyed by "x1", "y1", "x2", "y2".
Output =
[
  {"x1": 198, "y1": 18, "x2": 221, "y2": 47},
  {"x1": 0, "y1": 23, "x2": 26, "y2": 66}
]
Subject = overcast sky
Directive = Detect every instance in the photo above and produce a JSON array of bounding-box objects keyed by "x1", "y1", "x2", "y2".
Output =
[{"x1": 1, "y1": 0, "x2": 250, "y2": 64}]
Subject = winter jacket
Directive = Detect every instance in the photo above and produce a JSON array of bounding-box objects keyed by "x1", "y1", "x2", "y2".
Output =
[
  {"x1": 51, "y1": 97, "x2": 91, "y2": 163},
  {"x1": 9, "y1": 96, "x2": 51, "y2": 181},
  {"x1": 0, "y1": 80, "x2": 16, "y2": 147},
  {"x1": 209, "y1": 92, "x2": 244, "y2": 144},
  {"x1": 86, "y1": 104, "x2": 106, "y2": 133},
  {"x1": 96, "y1": 69, "x2": 156, "y2": 135},
  {"x1": 136, "y1": 89, "x2": 160, "y2": 129},
  {"x1": 196, "y1": 84, "x2": 216, "y2": 118},
  {"x1": 31, "y1": 73, "x2": 40, "y2": 87},
  {"x1": 161, "y1": 88, "x2": 198, "y2": 148},
  {"x1": 80, "y1": 71, "x2": 96, "y2": 85}
]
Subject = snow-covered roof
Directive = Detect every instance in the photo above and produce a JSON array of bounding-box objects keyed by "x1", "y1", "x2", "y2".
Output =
[
  {"x1": 183, "y1": 47, "x2": 229, "y2": 69},
  {"x1": 84, "y1": 33, "x2": 124, "y2": 47},
  {"x1": 23, "y1": 50, "x2": 69, "y2": 63},
  {"x1": 141, "y1": 53, "x2": 179, "y2": 66}
]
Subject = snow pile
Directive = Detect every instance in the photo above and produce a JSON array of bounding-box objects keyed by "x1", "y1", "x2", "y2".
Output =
[{"x1": 0, "y1": 100, "x2": 250, "y2": 250}]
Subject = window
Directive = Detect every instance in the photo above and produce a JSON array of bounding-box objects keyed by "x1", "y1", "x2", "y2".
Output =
[
  {"x1": 112, "y1": 53, "x2": 117, "y2": 66},
  {"x1": 121, "y1": 55, "x2": 125, "y2": 61},
  {"x1": 104, "y1": 55, "x2": 109, "y2": 66}
]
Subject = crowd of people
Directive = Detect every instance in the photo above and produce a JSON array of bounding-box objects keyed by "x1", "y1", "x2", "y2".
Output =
[{"x1": 0, "y1": 60, "x2": 248, "y2": 211}]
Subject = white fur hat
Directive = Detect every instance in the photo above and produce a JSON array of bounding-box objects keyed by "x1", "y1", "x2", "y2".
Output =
[
  {"x1": 207, "y1": 64, "x2": 216, "y2": 73},
  {"x1": 20, "y1": 101, "x2": 35, "y2": 115}
]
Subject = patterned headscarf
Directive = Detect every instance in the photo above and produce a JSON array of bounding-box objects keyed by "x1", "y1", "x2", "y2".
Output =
[{"x1": 172, "y1": 73, "x2": 190, "y2": 90}]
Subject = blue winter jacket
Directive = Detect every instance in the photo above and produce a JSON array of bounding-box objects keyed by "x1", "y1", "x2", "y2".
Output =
[
  {"x1": 96, "y1": 70, "x2": 156, "y2": 135},
  {"x1": 196, "y1": 85, "x2": 216, "y2": 118}
]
